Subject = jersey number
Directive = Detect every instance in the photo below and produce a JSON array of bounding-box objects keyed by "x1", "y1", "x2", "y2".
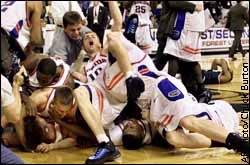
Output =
[
  {"x1": 1, "y1": 1, "x2": 16, "y2": 12},
  {"x1": 135, "y1": 6, "x2": 146, "y2": 13}
]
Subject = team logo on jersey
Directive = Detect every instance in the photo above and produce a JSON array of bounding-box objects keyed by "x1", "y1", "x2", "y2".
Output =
[
  {"x1": 168, "y1": 89, "x2": 181, "y2": 98},
  {"x1": 158, "y1": 78, "x2": 184, "y2": 101}
]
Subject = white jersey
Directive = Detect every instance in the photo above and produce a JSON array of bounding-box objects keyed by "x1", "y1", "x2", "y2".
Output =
[
  {"x1": 96, "y1": 33, "x2": 160, "y2": 105},
  {"x1": 184, "y1": 1, "x2": 205, "y2": 32},
  {"x1": 129, "y1": 1, "x2": 154, "y2": 53},
  {"x1": 81, "y1": 83, "x2": 122, "y2": 129},
  {"x1": 164, "y1": 29, "x2": 202, "y2": 62},
  {"x1": 1, "y1": 1, "x2": 31, "y2": 49},
  {"x1": 29, "y1": 58, "x2": 70, "y2": 88},
  {"x1": 129, "y1": 1, "x2": 152, "y2": 25},
  {"x1": 164, "y1": 1, "x2": 205, "y2": 61},
  {"x1": 85, "y1": 53, "x2": 108, "y2": 82}
]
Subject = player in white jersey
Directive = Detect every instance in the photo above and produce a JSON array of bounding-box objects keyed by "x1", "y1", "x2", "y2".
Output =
[
  {"x1": 1, "y1": 1, "x2": 44, "y2": 50},
  {"x1": 70, "y1": 50, "x2": 108, "y2": 83},
  {"x1": 124, "y1": 1, "x2": 157, "y2": 54},
  {"x1": 20, "y1": 54, "x2": 75, "y2": 93},
  {"x1": 85, "y1": 14, "x2": 248, "y2": 158},
  {"x1": 164, "y1": 1, "x2": 205, "y2": 62}
]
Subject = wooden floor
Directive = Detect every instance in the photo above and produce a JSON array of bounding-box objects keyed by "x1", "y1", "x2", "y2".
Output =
[{"x1": 13, "y1": 53, "x2": 249, "y2": 164}]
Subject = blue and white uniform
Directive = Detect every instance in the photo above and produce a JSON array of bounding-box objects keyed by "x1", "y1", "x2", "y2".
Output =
[{"x1": 1, "y1": 1, "x2": 32, "y2": 49}]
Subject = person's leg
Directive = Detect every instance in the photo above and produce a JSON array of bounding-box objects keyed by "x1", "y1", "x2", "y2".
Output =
[
  {"x1": 167, "y1": 56, "x2": 179, "y2": 76},
  {"x1": 179, "y1": 116, "x2": 249, "y2": 154},
  {"x1": 107, "y1": 32, "x2": 145, "y2": 101},
  {"x1": 165, "y1": 129, "x2": 212, "y2": 148},
  {"x1": 153, "y1": 35, "x2": 168, "y2": 71},
  {"x1": 229, "y1": 30, "x2": 241, "y2": 60},
  {"x1": 218, "y1": 59, "x2": 233, "y2": 83},
  {"x1": 235, "y1": 31, "x2": 246, "y2": 57},
  {"x1": 1, "y1": 144, "x2": 24, "y2": 164},
  {"x1": 73, "y1": 87, "x2": 120, "y2": 164}
]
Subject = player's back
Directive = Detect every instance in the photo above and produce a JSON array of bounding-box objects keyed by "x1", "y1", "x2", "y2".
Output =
[
  {"x1": 1, "y1": 1, "x2": 29, "y2": 38},
  {"x1": 129, "y1": 1, "x2": 151, "y2": 25}
]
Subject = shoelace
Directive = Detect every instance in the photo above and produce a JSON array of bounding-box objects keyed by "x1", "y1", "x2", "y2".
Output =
[{"x1": 93, "y1": 143, "x2": 106, "y2": 156}]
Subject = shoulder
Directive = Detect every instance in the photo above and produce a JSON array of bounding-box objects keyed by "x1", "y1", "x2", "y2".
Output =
[{"x1": 73, "y1": 86, "x2": 90, "y2": 98}]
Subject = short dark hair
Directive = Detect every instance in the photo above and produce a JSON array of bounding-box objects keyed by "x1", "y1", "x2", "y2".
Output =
[
  {"x1": 23, "y1": 116, "x2": 44, "y2": 150},
  {"x1": 122, "y1": 134, "x2": 144, "y2": 150},
  {"x1": 54, "y1": 86, "x2": 74, "y2": 105},
  {"x1": 37, "y1": 58, "x2": 57, "y2": 76},
  {"x1": 63, "y1": 11, "x2": 82, "y2": 28}
]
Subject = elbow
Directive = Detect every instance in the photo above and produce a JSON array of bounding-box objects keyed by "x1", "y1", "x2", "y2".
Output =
[{"x1": 9, "y1": 115, "x2": 21, "y2": 125}]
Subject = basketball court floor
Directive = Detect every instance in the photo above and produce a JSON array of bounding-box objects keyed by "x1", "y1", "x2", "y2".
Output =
[{"x1": 12, "y1": 53, "x2": 249, "y2": 164}]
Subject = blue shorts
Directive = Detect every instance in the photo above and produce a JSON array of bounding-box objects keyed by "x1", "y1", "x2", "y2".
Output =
[{"x1": 202, "y1": 70, "x2": 221, "y2": 84}]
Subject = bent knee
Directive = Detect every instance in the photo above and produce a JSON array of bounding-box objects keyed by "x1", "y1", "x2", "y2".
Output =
[
  {"x1": 166, "y1": 132, "x2": 184, "y2": 148},
  {"x1": 179, "y1": 116, "x2": 200, "y2": 131}
]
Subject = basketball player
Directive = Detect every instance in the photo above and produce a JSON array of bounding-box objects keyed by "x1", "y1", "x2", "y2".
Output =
[
  {"x1": 1, "y1": 1, "x2": 44, "y2": 51},
  {"x1": 123, "y1": 1, "x2": 157, "y2": 54},
  {"x1": 77, "y1": 1, "x2": 145, "y2": 103},
  {"x1": 84, "y1": 29, "x2": 249, "y2": 156},
  {"x1": 49, "y1": 85, "x2": 121, "y2": 164},
  {"x1": 108, "y1": 118, "x2": 157, "y2": 150},
  {"x1": 1, "y1": 111, "x2": 79, "y2": 153},
  {"x1": 19, "y1": 54, "x2": 75, "y2": 97},
  {"x1": 202, "y1": 58, "x2": 233, "y2": 84}
]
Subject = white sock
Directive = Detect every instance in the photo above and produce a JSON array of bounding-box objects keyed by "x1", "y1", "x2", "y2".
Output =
[
  {"x1": 96, "y1": 134, "x2": 109, "y2": 143},
  {"x1": 125, "y1": 70, "x2": 134, "y2": 79}
]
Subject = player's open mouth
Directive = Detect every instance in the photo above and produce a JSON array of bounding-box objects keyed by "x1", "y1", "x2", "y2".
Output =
[{"x1": 89, "y1": 41, "x2": 94, "y2": 46}]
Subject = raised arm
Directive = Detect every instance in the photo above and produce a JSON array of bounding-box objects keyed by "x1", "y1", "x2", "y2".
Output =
[
  {"x1": 28, "y1": 1, "x2": 44, "y2": 48},
  {"x1": 108, "y1": 1, "x2": 123, "y2": 32}
]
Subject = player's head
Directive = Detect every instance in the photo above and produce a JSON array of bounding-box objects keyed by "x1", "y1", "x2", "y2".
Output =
[
  {"x1": 36, "y1": 58, "x2": 57, "y2": 86},
  {"x1": 82, "y1": 31, "x2": 102, "y2": 54},
  {"x1": 63, "y1": 11, "x2": 83, "y2": 40},
  {"x1": 1, "y1": 28, "x2": 12, "y2": 76},
  {"x1": 50, "y1": 86, "x2": 75, "y2": 119},
  {"x1": 1, "y1": 123, "x2": 20, "y2": 147},
  {"x1": 24, "y1": 115, "x2": 56, "y2": 150},
  {"x1": 122, "y1": 119, "x2": 145, "y2": 150}
]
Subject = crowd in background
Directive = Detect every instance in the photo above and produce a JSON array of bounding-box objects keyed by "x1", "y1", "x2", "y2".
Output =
[{"x1": 43, "y1": 1, "x2": 249, "y2": 29}]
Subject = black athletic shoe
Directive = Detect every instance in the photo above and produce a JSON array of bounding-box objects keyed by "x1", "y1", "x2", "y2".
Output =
[
  {"x1": 85, "y1": 141, "x2": 120, "y2": 164},
  {"x1": 198, "y1": 89, "x2": 212, "y2": 103}
]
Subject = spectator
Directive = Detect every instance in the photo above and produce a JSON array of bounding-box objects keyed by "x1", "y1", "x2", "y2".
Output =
[
  {"x1": 78, "y1": 1, "x2": 91, "y2": 16},
  {"x1": 226, "y1": 1, "x2": 249, "y2": 61},
  {"x1": 51, "y1": 1, "x2": 87, "y2": 27},
  {"x1": 87, "y1": 1, "x2": 109, "y2": 46},
  {"x1": 48, "y1": 11, "x2": 92, "y2": 65}
]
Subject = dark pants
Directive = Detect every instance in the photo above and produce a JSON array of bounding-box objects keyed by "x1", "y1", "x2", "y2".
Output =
[
  {"x1": 229, "y1": 30, "x2": 244, "y2": 57},
  {"x1": 153, "y1": 34, "x2": 169, "y2": 71},
  {"x1": 167, "y1": 55, "x2": 205, "y2": 99},
  {"x1": 1, "y1": 144, "x2": 24, "y2": 164}
]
